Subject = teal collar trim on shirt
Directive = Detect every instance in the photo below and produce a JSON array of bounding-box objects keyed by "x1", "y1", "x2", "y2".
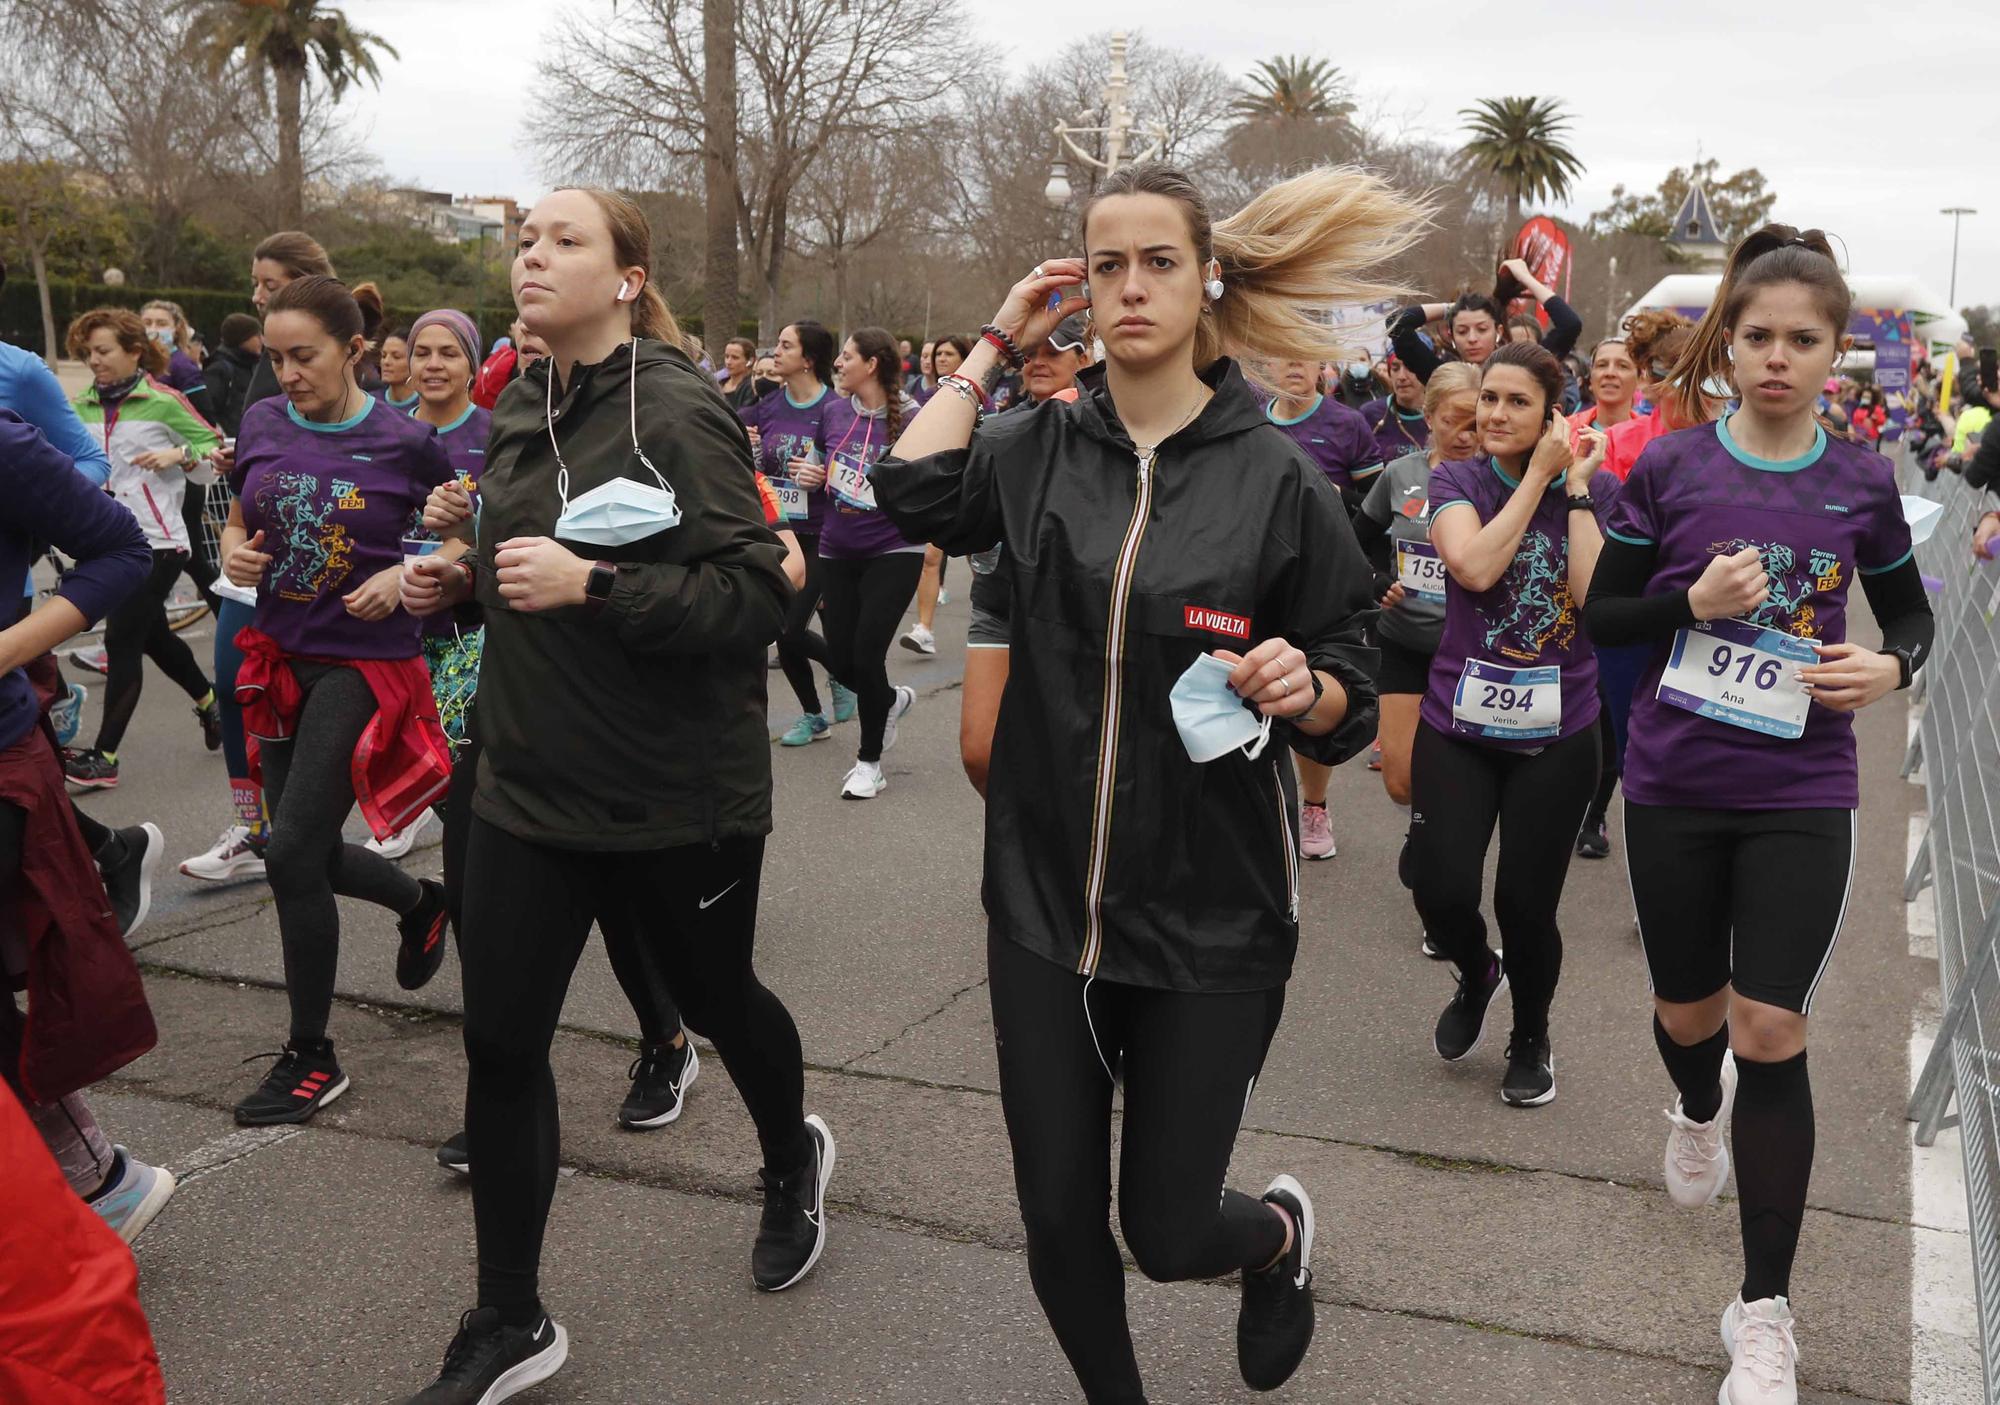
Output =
[
  {"x1": 286, "y1": 393, "x2": 377, "y2": 434},
  {"x1": 1716, "y1": 414, "x2": 1826, "y2": 473},
  {"x1": 1489, "y1": 454, "x2": 1569, "y2": 494},
  {"x1": 414, "y1": 402, "x2": 477, "y2": 435},
  {"x1": 785, "y1": 383, "x2": 831, "y2": 410},
  {"x1": 1265, "y1": 393, "x2": 1323, "y2": 427}
]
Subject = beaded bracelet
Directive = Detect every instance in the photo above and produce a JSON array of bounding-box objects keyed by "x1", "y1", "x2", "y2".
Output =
[
  {"x1": 980, "y1": 323, "x2": 1024, "y2": 368},
  {"x1": 938, "y1": 373, "x2": 988, "y2": 410}
]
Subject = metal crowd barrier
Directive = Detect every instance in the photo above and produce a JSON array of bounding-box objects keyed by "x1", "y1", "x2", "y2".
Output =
[{"x1": 1900, "y1": 445, "x2": 2000, "y2": 1402}]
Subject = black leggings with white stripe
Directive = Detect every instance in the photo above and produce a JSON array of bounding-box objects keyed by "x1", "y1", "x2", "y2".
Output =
[
  {"x1": 988, "y1": 930, "x2": 1288, "y2": 1405},
  {"x1": 1624, "y1": 802, "x2": 1854, "y2": 1015}
]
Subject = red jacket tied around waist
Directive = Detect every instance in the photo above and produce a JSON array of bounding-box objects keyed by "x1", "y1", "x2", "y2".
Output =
[{"x1": 232, "y1": 626, "x2": 452, "y2": 841}]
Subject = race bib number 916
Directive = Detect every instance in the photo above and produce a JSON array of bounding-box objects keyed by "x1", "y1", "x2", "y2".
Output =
[{"x1": 1657, "y1": 618, "x2": 1815, "y2": 739}]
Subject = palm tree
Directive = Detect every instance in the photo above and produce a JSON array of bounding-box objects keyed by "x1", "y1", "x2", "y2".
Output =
[
  {"x1": 1457, "y1": 96, "x2": 1585, "y2": 227},
  {"x1": 1232, "y1": 56, "x2": 1356, "y2": 126},
  {"x1": 184, "y1": 0, "x2": 396, "y2": 227}
]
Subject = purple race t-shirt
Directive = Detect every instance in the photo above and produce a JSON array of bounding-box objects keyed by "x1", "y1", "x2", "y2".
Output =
[
  {"x1": 1264, "y1": 393, "x2": 1381, "y2": 496},
  {"x1": 407, "y1": 402, "x2": 490, "y2": 638},
  {"x1": 740, "y1": 384, "x2": 831, "y2": 533},
  {"x1": 818, "y1": 393, "x2": 922, "y2": 559},
  {"x1": 1606, "y1": 417, "x2": 1912, "y2": 810},
  {"x1": 1420, "y1": 456, "x2": 1621, "y2": 750},
  {"x1": 231, "y1": 394, "x2": 453, "y2": 660},
  {"x1": 1364, "y1": 397, "x2": 1429, "y2": 465}
]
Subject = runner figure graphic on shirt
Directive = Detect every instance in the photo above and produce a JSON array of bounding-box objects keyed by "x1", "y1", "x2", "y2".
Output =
[
  {"x1": 1480, "y1": 527, "x2": 1577, "y2": 663},
  {"x1": 265, "y1": 469, "x2": 355, "y2": 602},
  {"x1": 1711, "y1": 537, "x2": 1831, "y2": 638}
]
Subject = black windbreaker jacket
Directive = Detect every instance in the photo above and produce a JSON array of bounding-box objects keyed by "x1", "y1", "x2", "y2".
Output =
[{"x1": 875, "y1": 358, "x2": 1378, "y2": 993}]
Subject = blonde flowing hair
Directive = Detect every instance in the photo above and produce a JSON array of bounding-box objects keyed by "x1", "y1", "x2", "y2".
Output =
[
  {"x1": 1421, "y1": 362, "x2": 1481, "y2": 465},
  {"x1": 1080, "y1": 163, "x2": 1431, "y2": 386}
]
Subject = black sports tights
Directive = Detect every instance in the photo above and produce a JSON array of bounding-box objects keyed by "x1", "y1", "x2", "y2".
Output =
[
  {"x1": 988, "y1": 930, "x2": 1288, "y2": 1405},
  {"x1": 1408, "y1": 719, "x2": 1599, "y2": 1039},
  {"x1": 96, "y1": 548, "x2": 212, "y2": 754},
  {"x1": 820, "y1": 552, "x2": 924, "y2": 762},
  {"x1": 776, "y1": 532, "x2": 835, "y2": 717},
  {"x1": 260, "y1": 662, "x2": 424, "y2": 1043},
  {"x1": 437, "y1": 707, "x2": 682, "y2": 1047},
  {"x1": 460, "y1": 819, "x2": 808, "y2": 1324}
]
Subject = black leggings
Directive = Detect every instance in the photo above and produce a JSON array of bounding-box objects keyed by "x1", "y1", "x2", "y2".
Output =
[
  {"x1": 438, "y1": 708, "x2": 683, "y2": 1047},
  {"x1": 460, "y1": 819, "x2": 808, "y2": 1323},
  {"x1": 820, "y1": 552, "x2": 924, "y2": 762},
  {"x1": 1408, "y1": 720, "x2": 1599, "y2": 1037},
  {"x1": 989, "y1": 930, "x2": 1287, "y2": 1405},
  {"x1": 96, "y1": 548, "x2": 212, "y2": 754},
  {"x1": 259, "y1": 663, "x2": 424, "y2": 1043},
  {"x1": 176, "y1": 484, "x2": 221, "y2": 616},
  {"x1": 776, "y1": 532, "x2": 834, "y2": 717}
]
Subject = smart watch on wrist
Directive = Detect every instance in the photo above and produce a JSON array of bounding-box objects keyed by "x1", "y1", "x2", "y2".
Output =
[{"x1": 584, "y1": 561, "x2": 617, "y2": 610}]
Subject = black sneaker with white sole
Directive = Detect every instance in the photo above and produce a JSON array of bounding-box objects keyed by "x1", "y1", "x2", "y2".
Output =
[
  {"x1": 1237, "y1": 1174, "x2": 1316, "y2": 1391},
  {"x1": 395, "y1": 879, "x2": 450, "y2": 991},
  {"x1": 1420, "y1": 931, "x2": 1446, "y2": 961},
  {"x1": 1433, "y1": 955, "x2": 1507, "y2": 1062},
  {"x1": 752, "y1": 1113, "x2": 835, "y2": 1291},
  {"x1": 233, "y1": 1041, "x2": 349, "y2": 1125},
  {"x1": 618, "y1": 1038, "x2": 698, "y2": 1129},
  {"x1": 97, "y1": 821, "x2": 164, "y2": 938},
  {"x1": 405, "y1": 1308, "x2": 567, "y2": 1405},
  {"x1": 1502, "y1": 1032, "x2": 1556, "y2": 1107},
  {"x1": 437, "y1": 1129, "x2": 470, "y2": 1176}
]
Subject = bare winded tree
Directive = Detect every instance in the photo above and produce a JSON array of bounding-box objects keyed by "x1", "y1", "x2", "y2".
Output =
[
  {"x1": 528, "y1": 0, "x2": 985, "y2": 338},
  {"x1": 787, "y1": 131, "x2": 933, "y2": 337}
]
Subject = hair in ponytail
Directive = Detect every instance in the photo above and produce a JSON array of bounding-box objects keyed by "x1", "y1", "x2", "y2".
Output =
[
  {"x1": 849, "y1": 326, "x2": 906, "y2": 440},
  {"x1": 555, "y1": 185, "x2": 688, "y2": 346},
  {"x1": 253, "y1": 230, "x2": 335, "y2": 281},
  {"x1": 1621, "y1": 308, "x2": 1692, "y2": 375},
  {"x1": 1664, "y1": 224, "x2": 1850, "y2": 424},
  {"x1": 1079, "y1": 162, "x2": 1429, "y2": 387}
]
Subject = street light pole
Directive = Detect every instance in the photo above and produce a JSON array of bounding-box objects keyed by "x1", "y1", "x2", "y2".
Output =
[
  {"x1": 1942, "y1": 206, "x2": 1977, "y2": 307},
  {"x1": 1044, "y1": 31, "x2": 1169, "y2": 209}
]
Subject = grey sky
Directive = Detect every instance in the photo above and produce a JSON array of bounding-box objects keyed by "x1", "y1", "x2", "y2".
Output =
[{"x1": 338, "y1": 0, "x2": 2000, "y2": 308}]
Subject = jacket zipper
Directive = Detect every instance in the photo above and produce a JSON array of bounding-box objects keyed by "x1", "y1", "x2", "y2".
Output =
[
  {"x1": 1271, "y1": 769, "x2": 1300, "y2": 922},
  {"x1": 1078, "y1": 448, "x2": 1157, "y2": 976}
]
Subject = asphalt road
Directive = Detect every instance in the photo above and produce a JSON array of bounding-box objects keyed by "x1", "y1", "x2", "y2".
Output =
[{"x1": 63, "y1": 582, "x2": 1934, "y2": 1405}]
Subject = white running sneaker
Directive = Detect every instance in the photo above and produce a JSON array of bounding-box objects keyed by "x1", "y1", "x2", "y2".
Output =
[
  {"x1": 881, "y1": 685, "x2": 915, "y2": 752},
  {"x1": 180, "y1": 825, "x2": 267, "y2": 883},
  {"x1": 1664, "y1": 1049, "x2": 1737, "y2": 1207},
  {"x1": 899, "y1": 623, "x2": 937, "y2": 655},
  {"x1": 840, "y1": 760, "x2": 887, "y2": 799},
  {"x1": 1719, "y1": 1295, "x2": 1798, "y2": 1404},
  {"x1": 364, "y1": 807, "x2": 433, "y2": 859}
]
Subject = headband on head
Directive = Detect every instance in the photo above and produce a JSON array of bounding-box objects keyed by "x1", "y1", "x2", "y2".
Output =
[{"x1": 409, "y1": 309, "x2": 482, "y2": 379}]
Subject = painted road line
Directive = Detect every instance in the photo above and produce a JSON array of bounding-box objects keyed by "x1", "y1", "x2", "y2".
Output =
[
  {"x1": 1910, "y1": 1023, "x2": 1981, "y2": 1403},
  {"x1": 172, "y1": 1126, "x2": 305, "y2": 1186},
  {"x1": 1908, "y1": 814, "x2": 1938, "y2": 962}
]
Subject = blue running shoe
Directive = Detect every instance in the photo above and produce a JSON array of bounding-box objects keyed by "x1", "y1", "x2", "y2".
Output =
[
  {"x1": 89, "y1": 1146, "x2": 177, "y2": 1244},
  {"x1": 50, "y1": 682, "x2": 86, "y2": 747},
  {"x1": 829, "y1": 682, "x2": 858, "y2": 725},
  {"x1": 779, "y1": 713, "x2": 829, "y2": 747}
]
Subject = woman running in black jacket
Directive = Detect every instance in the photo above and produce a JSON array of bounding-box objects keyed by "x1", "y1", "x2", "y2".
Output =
[{"x1": 876, "y1": 161, "x2": 1420, "y2": 1405}]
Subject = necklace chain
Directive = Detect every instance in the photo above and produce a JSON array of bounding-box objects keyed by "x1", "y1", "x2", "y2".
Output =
[{"x1": 1135, "y1": 387, "x2": 1209, "y2": 458}]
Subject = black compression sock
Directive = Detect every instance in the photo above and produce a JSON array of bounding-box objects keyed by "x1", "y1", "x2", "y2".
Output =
[
  {"x1": 1654, "y1": 1016, "x2": 1728, "y2": 1124},
  {"x1": 1732, "y1": 1049, "x2": 1814, "y2": 1303}
]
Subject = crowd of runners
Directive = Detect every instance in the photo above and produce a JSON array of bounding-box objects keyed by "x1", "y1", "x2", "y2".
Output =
[{"x1": 0, "y1": 159, "x2": 1954, "y2": 1405}]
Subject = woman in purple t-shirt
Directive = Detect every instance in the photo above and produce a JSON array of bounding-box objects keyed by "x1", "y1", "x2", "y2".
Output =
[
  {"x1": 1412, "y1": 340, "x2": 1618, "y2": 1110},
  {"x1": 1583, "y1": 226, "x2": 1932, "y2": 1402},
  {"x1": 220, "y1": 275, "x2": 455, "y2": 1129},
  {"x1": 818, "y1": 327, "x2": 924, "y2": 799}
]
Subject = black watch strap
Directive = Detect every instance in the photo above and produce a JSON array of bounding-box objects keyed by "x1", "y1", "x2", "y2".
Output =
[
  {"x1": 584, "y1": 560, "x2": 617, "y2": 609},
  {"x1": 1566, "y1": 493, "x2": 1595, "y2": 512},
  {"x1": 1886, "y1": 646, "x2": 1914, "y2": 690}
]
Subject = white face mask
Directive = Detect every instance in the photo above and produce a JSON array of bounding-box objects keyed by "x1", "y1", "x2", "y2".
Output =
[
  {"x1": 148, "y1": 328, "x2": 175, "y2": 348},
  {"x1": 1169, "y1": 654, "x2": 1271, "y2": 764},
  {"x1": 547, "y1": 338, "x2": 683, "y2": 547}
]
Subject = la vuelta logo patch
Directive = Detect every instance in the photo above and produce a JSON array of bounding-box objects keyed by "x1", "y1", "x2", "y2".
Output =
[{"x1": 1185, "y1": 605, "x2": 1250, "y2": 639}]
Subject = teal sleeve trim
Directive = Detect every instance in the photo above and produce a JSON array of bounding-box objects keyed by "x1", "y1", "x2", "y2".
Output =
[
  {"x1": 1605, "y1": 527, "x2": 1654, "y2": 546},
  {"x1": 1859, "y1": 547, "x2": 1914, "y2": 575}
]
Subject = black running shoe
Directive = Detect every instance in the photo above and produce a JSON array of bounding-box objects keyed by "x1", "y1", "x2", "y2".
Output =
[
  {"x1": 395, "y1": 879, "x2": 449, "y2": 991},
  {"x1": 1238, "y1": 1174, "x2": 1316, "y2": 1391},
  {"x1": 63, "y1": 746, "x2": 118, "y2": 789},
  {"x1": 1419, "y1": 931, "x2": 1446, "y2": 961},
  {"x1": 195, "y1": 697, "x2": 223, "y2": 751},
  {"x1": 752, "y1": 1113, "x2": 835, "y2": 1291},
  {"x1": 98, "y1": 821, "x2": 163, "y2": 938},
  {"x1": 437, "y1": 1130, "x2": 469, "y2": 1176},
  {"x1": 618, "y1": 1038, "x2": 699, "y2": 1130},
  {"x1": 405, "y1": 1307, "x2": 567, "y2": 1405},
  {"x1": 1575, "y1": 812, "x2": 1611, "y2": 860},
  {"x1": 1502, "y1": 1032, "x2": 1556, "y2": 1108},
  {"x1": 1433, "y1": 956, "x2": 1507, "y2": 1062},
  {"x1": 233, "y1": 1041, "x2": 348, "y2": 1125}
]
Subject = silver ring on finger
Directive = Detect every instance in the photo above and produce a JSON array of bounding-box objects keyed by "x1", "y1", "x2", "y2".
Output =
[
  {"x1": 1032, "y1": 264, "x2": 1045, "y2": 279},
  {"x1": 1280, "y1": 675, "x2": 1292, "y2": 695}
]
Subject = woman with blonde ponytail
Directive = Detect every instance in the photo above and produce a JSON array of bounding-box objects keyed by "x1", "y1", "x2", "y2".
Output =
[
  {"x1": 875, "y1": 162, "x2": 1422, "y2": 1401},
  {"x1": 1584, "y1": 223, "x2": 1932, "y2": 1405},
  {"x1": 397, "y1": 186, "x2": 828, "y2": 1405}
]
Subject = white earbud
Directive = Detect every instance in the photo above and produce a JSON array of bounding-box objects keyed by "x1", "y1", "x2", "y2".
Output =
[
  {"x1": 614, "y1": 280, "x2": 635, "y2": 304},
  {"x1": 1203, "y1": 259, "x2": 1224, "y2": 302},
  {"x1": 1725, "y1": 345, "x2": 1735, "y2": 363}
]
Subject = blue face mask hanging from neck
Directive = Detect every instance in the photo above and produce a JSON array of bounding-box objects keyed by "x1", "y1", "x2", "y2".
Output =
[{"x1": 547, "y1": 338, "x2": 683, "y2": 548}]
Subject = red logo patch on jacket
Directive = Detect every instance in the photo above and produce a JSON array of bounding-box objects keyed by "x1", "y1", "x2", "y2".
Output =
[{"x1": 1184, "y1": 605, "x2": 1249, "y2": 639}]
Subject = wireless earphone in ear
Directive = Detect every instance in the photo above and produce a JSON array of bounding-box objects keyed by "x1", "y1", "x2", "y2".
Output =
[
  {"x1": 1203, "y1": 258, "x2": 1224, "y2": 302},
  {"x1": 1725, "y1": 344, "x2": 1735, "y2": 363},
  {"x1": 614, "y1": 280, "x2": 635, "y2": 304}
]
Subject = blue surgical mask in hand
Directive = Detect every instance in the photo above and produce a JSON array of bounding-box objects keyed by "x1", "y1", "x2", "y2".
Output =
[{"x1": 1170, "y1": 653, "x2": 1272, "y2": 764}]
